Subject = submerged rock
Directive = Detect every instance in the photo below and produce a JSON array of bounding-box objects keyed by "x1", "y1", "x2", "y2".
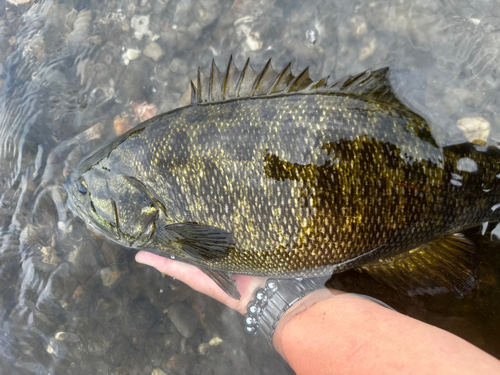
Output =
[{"x1": 167, "y1": 302, "x2": 200, "y2": 338}]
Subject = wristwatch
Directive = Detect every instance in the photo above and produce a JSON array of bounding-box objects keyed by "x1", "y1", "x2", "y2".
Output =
[
  {"x1": 243, "y1": 277, "x2": 395, "y2": 346},
  {"x1": 243, "y1": 278, "x2": 326, "y2": 346}
]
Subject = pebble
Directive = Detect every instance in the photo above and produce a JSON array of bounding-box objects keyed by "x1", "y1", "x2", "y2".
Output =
[
  {"x1": 100, "y1": 265, "x2": 126, "y2": 288},
  {"x1": 122, "y1": 48, "x2": 142, "y2": 66},
  {"x1": 46, "y1": 338, "x2": 66, "y2": 358},
  {"x1": 65, "y1": 9, "x2": 78, "y2": 29},
  {"x1": 151, "y1": 368, "x2": 167, "y2": 375},
  {"x1": 131, "y1": 101, "x2": 158, "y2": 122},
  {"x1": 160, "y1": 28, "x2": 177, "y2": 47},
  {"x1": 196, "y1": 336, "x2": 223, "y2": 354},
  {"x1": 41, "y1": 246, "x2": 62, "y2": 266},
  {"x1": 359, "y1": 39, "x2": 377, "y2": 61},
  {"x1": 131, "y1": 14, "x2": 153, "y2": 40},
  {"x1": 67, "y1": 242, "x2": 101, "y2": 283},
  {"x1": 55, "y1": 331, "x2": 80, "y2": 343},
  {"x1": 143, "y1": 42, "x2": 163, "y2": 62},
  {"x1": 114, "y1": 115, "x2": 133, "y2": 136},
  {"x1": 87, "y1": 333, "x2": 111, "y2": 355},
  {"x1": 167, "y1": 302, "x2": 200, "y2": 338},
  {"x1": 7, "y1": 0, "x2": 31, "y2": 4},
  {"x1": 39, "y1": 263, "x2": 78, "y2": 306},
  {"x1": 94, "y1": 297, "x2": 122, "y2": 323},
  {"x1": 457, "y1": 117, "x2": 490, "y2": 144},
  {"x1": 169, "y1": 58, "x2": 189, "y2": 75}
]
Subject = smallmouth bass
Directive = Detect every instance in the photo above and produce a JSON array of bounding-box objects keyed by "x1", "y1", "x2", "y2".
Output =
[{"x1": 67, "y1": 57, "x2": 500, "y2": 299}]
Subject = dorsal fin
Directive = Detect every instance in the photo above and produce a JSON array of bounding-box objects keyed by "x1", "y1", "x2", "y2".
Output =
[
  {"x1": 190, "y1": 58, "x2": 419, "y2": 115},
  {"x1": 209, "y1": 59, "x2": 225, "y2": 102},
  {"x1": 223, "y1": 56, "x2": 240, "y2": 100},
  {"x1": 327, "y1": 68, "x2": 409, "y2": 112},
  {"x1": 237, "y1": 58, "x2": 259, "y2": 97},
  {"x1": 270, "y1": 62, "x2": 294, "y2": 94},
  {"x1": 252, "y1": 59, "x2": 280, "y2": 96},
  {"x1": 287, "y1": 67, "x2": 313, "y2": 92}
]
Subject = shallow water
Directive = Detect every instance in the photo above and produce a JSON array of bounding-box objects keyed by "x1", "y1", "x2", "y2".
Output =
[{"x1": 1, "y1": 0, "x2": 500, "y2": 374}]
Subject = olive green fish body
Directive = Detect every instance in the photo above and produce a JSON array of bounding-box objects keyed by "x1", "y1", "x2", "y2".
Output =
[{"x1": 68, "y1": 60, "x2": 500, "y2": 297}]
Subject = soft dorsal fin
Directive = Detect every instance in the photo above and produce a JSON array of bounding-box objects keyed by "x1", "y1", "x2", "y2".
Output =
[
  {"x1": 327, "y1": 68, "x2": 413, "y2": 113},
  {"x1": 360, "y1": 234, "x2": 478, "y2": 298},
  {"x1": 190, "y1": 58, "x2": 427, "y2": 118}
]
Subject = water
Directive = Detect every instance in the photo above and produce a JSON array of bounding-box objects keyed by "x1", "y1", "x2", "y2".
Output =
[{"x1": 1, "y1": 0, "x2": 500, "y2": 373}]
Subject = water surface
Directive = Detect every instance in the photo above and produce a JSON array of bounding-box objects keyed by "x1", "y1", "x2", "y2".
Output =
[{"x1": 1, "y1": 0, "x2": 500, "y2": 373}]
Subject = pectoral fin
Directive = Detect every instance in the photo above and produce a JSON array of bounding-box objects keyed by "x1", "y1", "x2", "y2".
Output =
[
  {"x1": 156, "y1": 223, "x2": 235, "y2": 262},
  {"x1": 360, "y1": 234, "x2": 477, "y2": 297},
  {"x1": 201, "y1": 268, "x2": 241, "y2": 300}
]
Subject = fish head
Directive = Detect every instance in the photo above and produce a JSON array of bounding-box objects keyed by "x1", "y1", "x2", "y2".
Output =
[{"x1": 67, "y1": 166, "x2": 159, "y2": 248}]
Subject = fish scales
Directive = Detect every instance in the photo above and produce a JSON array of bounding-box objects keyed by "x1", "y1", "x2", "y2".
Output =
[{"x1": 67, "y1": 60, "x2": 500, "y2": 298}]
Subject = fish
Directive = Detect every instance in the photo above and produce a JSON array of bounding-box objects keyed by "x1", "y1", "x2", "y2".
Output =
[{"x1": 66, "y1": 57, "x2": 500, "y2": 300}]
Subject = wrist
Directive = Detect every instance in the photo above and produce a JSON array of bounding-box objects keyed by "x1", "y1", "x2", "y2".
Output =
[
  {"x1": 273, "y1": 288, "x2": 342, "y2": 359},
  {"x1": 243, "y1": 278, "x2": 330, "y2": 342}
]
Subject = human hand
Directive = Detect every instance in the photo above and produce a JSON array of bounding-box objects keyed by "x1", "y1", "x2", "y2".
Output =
[{"x1": 135, "y1": 251, "x2": 266, "y2": 315}]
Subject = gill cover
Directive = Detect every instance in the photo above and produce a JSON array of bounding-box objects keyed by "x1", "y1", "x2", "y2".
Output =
[{"x1": 72, "y1": 170, "x2": 159, "y2": 246}]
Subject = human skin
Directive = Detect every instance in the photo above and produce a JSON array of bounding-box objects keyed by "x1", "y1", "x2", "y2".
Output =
[{"x1": 136, "y1": 251, "x2": 500, "y2": 375}]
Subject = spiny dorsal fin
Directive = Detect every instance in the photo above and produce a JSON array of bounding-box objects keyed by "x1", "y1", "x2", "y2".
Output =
[
  {"x1": 360, "y1": 234, "x2": 478, "y2": 298},
  {"x1": 237, "y1": 58, "x2": 259, "y2": 98},
  {"x1": 190, "y1": 57, "x2": 416, "y2": 115},
  {"x1": 223, "y1": 55, "x2": 240, "y2": 100},
  {"x1": 190, "y1": 57, "x2": 331, "y2": 104},
  {"x1": 287, "y1": 67, "x2": 313, "y2": 92},
  {"x1": 209, "y1": 59, "x2": 225, "y2": 102},
  {"x1": 252, "y1": 59, "x2": 280, "y2": 96},
  {"x1": 270, "y1": 62, "x2": 294, "y2": 94}
]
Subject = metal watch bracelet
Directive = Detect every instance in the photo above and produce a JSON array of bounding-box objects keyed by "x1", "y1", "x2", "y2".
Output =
[
  {"x1": 243, "y1": 278, "x2": 396, "y2": 346},
  {"x1": 243, "y1": 278, "x2": 326, "y2": 346}
]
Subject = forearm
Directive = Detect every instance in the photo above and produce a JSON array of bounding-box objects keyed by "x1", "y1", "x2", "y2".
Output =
[{"x1": 273, "y1": 290, "x2": 500, "y2": 375}]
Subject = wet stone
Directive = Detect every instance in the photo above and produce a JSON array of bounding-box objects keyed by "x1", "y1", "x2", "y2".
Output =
[
  {"x1": 38, "y1": 262, "x2": 78, "y2": 306},
  {"x1": 67, "y1": 240, "x2": 102, "y2": 283},
  {"x1": 119, "y1": 349, "x2": 152, "y2": 375},
  {"x1": 131, "y1": 14, "x2": 153, "y2": 40},
  {"x1": 107, "y1": 333, "x2": 133, "y2": 366},
  {"x1": 123, "y1": 296, "x2": 160, "y2": 337},
  {"x1": 94, "y1": 297, "x2": 122, "y2": 323},
  {"x1": 457, "y1": 117, "x2": 490, "y2": 144},
  {"x1": 194, "y1": 0, "x2": 221, "y2": 28},
  {"x1": 160, "y1": 28, "x2": 177, "y2": 47},
  {"x1": 101, "y1": 265, "x2": 128, "y2": 288},
  {"x1": 169, "y1": 58, "x2": 189, "y2": 75},
  {"x1": 151, "y1": 368, "x2": 168, "y2": 375},
  {"x1": 138, "y1": 333, "x2": 177, "y2": 368},
  {"x1": 112, "y1": 367, "x2": 132, "y2": 375},
  {"x1": 46, "y1": 337, "x2": 67, "y2": 359},
  {"x1": 55, "y1": 331, "x2": 80, "y2": 343},
  {"x1": 87, "y1": 333, "x2": 111, "y2": 355},
  {"x1": 122, "y1": 48, "x2": 142, "y2": 66},
  {"x1": 144, "y1": 42, "x2": 163, "y2": 62},
  {"x1": 168, "y1": 302, "x2": 200, "y2": 338}
]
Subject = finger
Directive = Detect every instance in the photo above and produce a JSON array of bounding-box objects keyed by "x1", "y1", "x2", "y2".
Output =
[{"x1": 135, "y1": 251, "x2": 265, "y2": 314}]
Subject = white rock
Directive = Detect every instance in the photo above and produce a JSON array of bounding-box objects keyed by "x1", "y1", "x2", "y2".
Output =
[
  {"x1": 122, "y1": 48, "x2": 142, "y2": 66},
  {"x1": 131, "y1": 14, "x2": 153, "y2": 40},
  {"x1": 7, "y1": 0, "x2": 31, "y2": 5},
  {"x1": 143, "y1": 42, "x2": 163, "y2": 62},
  {"x1": 457, "y1": 117, "x2": 490, "y2": 144}
]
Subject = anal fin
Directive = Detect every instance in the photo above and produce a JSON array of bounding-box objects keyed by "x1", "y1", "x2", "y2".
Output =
[
  {"x1": 360, "y1": 234, "x2": 478, "y2": 298},
  {"x1": 201, "y1": 268, "x2": 241, "y2": 300}
]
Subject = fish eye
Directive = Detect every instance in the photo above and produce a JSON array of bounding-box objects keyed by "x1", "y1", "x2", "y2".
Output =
[{"x1": 77, "y1": 179, "x2": 88, "y2": 195}]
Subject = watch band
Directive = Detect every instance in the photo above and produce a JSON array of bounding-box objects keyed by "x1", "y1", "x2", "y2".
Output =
[
  {"x1": 244, "y1": 278, "x2": 326, "y2": 346},
  {"x1": 243, "y1": 278, "x2": 396, "y2": 346}
]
